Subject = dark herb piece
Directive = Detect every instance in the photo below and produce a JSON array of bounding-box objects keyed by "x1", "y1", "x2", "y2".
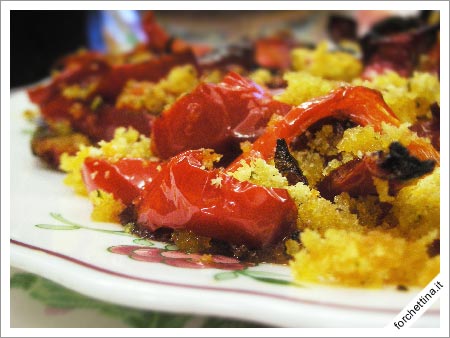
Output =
[
  {"x1": 274, "y1": 139, "x2": 308, "y2": 186},
  {"x1": 427, "y1": 239, "x2": 440, "y2": 258},
  {"x1": 377, "y1": 142, "x2": 435, "y2": 180}
]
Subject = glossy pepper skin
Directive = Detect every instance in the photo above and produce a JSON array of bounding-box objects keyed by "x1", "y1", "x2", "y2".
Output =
[
  {"x1": 136, "y1": 150, "x2": 297, "y2": 249},
  {"x1": 82, "y1": 157, "x2": 163, "y2": 205},
  {"x1": 151, "y1": 72, "x2": 292, "y2": 160}
]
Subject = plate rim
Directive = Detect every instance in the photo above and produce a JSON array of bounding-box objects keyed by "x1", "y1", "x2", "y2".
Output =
[{"x1": 10, "y1": 239, "x2": 440, "y2": 315}]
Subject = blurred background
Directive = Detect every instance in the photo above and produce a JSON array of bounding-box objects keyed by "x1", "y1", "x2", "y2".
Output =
[{"x1": 11, "y1": 10, "x2": 409, "y2": 88}]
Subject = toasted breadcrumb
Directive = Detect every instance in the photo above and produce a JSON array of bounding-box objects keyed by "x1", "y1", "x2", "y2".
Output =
[
  {"x1": 88, "y1": 189, "x2": 125, "y2": 223},
  {"x1": 291, "y1": 42, "x2": 363, "y2": 82},
  {"x1": 228, "y1": 147, "x2": 439, "y2": 287},
  {"x1": 116, "y1": 65, "x2": 199, "y2": 114},
  {"x1": 290, "y1": 228, "x2": 439, "y2": 287},
  {"x1": 228, "y1": 158, "x2": 288, "y2": 189},
  {"x1": 210, "y1": 176, "x2": 223, "y2": 188},
  {"x1": 391, "y1": 168, "x2": 440, "y2": 239},
  {"x1": 249, "y1": 68, "x2": 273, "y2": 86},
  {"x1": 276, "y1": 71, "x2": 339, "y2": 105}
]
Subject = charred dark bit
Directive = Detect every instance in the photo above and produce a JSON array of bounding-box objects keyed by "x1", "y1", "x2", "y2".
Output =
[
  {"x1": 377, "y1": 142, "x2": 435, "y2": 180},
  {"x1": 397, "y1": 285, "x2": 408, "y2": 292},
  {"x1": 275, "y1": 139, "x2": 308, "y2": 185},
  {"x1": 427, "y1": 239, "x2": 440, "y2": 258},
  {"x1": 119, "y1": 204, "x2": 138, "y2": 226},
  {"x1": 128, "y1": 223, "x2": 174, "y2": 243}
]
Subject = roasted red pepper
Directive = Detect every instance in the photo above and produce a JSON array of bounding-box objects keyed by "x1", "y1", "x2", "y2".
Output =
[
  {"x1": 136, "y1": 150, "x2": 297, "y2": 249},
  {"x1": 228, "y1": 86, "x2": 399, "y2": 170},
  {"x1": 317, "y1": 158, "x2": 379, "y2": 199},
  {"x1": 151, "y1": 72, "x2": 292, "y2": 160},
  {"x1": 317, "y1": 141, "x2": 436, "y2": 200},
  {"x1": 227, "y1": 85, "x2": 438, "y2": 200},
  {"x1": 229, "y1": 85, "x2": 439, "y2": 170},
  {"x1": 82, "y1": 157, "x2": 162, "y2": 205},
  {"x1": 28, "y1": 51, "x2": 196, "y2": 143}
]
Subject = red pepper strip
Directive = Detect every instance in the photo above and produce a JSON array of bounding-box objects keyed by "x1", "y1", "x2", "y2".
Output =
[
  {"x1": 228, "y1": 86, "x2": 399, "y2": 171},
  {"x1": 151, "y1": 72, "x2": 292, "y2": 160},
  {"x1": 137, "y1": 150, "x2": 297, "y2": 249},
  {"x1": 82, "y1": 157, "x2": 163, "y2": 205}
]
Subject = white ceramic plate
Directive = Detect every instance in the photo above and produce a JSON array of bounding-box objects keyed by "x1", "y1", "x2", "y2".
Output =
[{"x1": 10, "y1": 90, "x2": 439, "y2": 328}]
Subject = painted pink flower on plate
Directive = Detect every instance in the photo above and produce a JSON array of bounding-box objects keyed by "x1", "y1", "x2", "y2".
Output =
[{"x1": 108, "y1": 245, "x2": 250, "y2": 270}]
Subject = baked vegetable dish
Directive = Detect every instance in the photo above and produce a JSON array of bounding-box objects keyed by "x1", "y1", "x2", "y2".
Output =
[{"x1": 27, "y1": 11, "x2": 440, "y2": 287}]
